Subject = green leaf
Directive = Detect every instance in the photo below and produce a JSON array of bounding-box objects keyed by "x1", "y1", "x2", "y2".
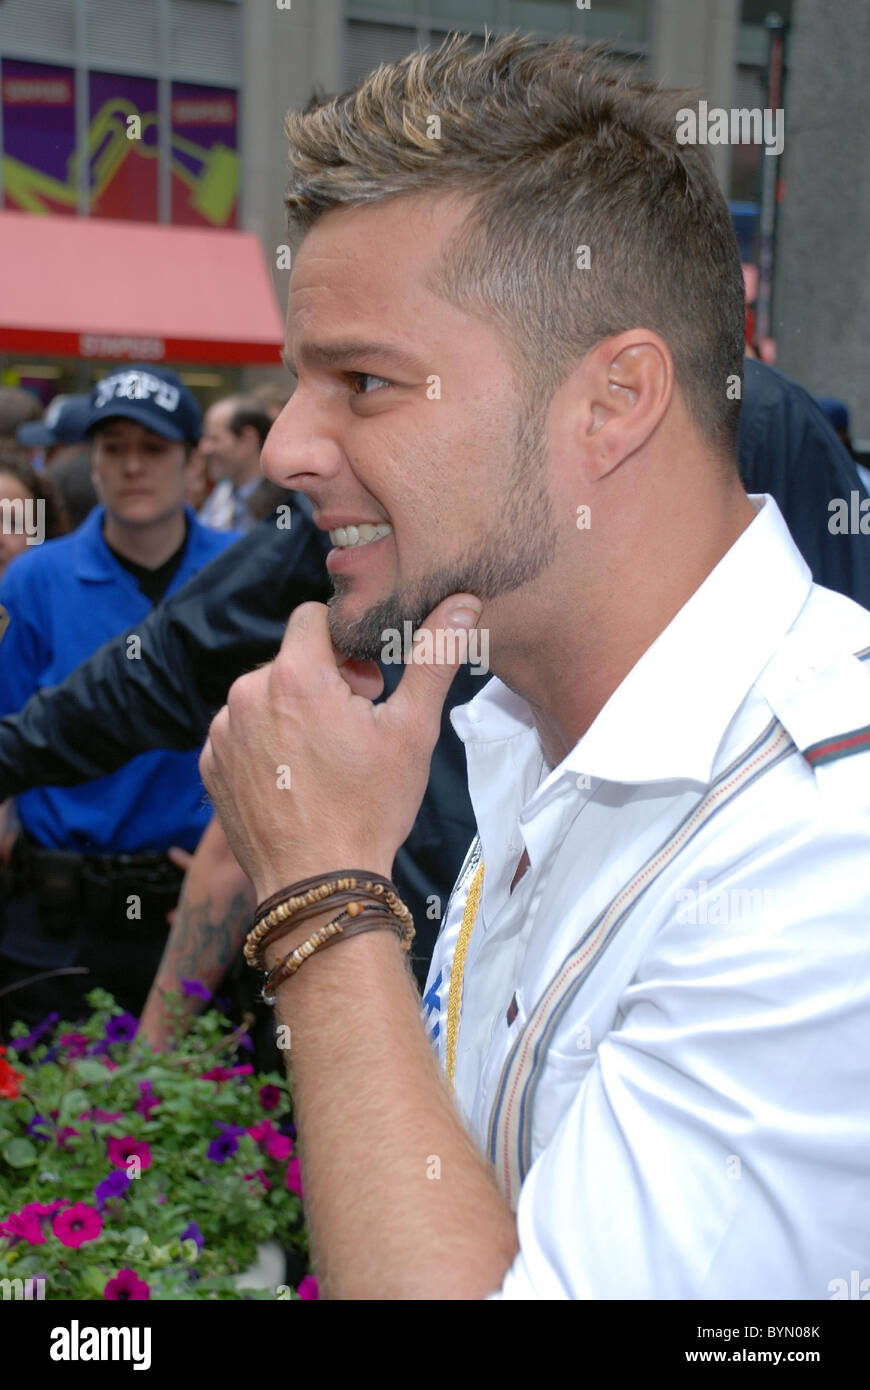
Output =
[
  {"x1": 74, "y1": 1059, "x2": 110, "y2": 1084},
  {"x1": 59, "y1": 1088, "x2": 89, "y2": 1121},
  {"x1": 2, "y1": 1137, "x2": 38, "y2": 1167},
  {"x1": 83, "y1": 1265, "x2": 110, "y2": 1295}
]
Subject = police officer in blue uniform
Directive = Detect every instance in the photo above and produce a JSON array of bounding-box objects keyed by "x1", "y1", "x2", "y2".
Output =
[{"x1": 0, "y1": 364, "x2": 240, "y2": 1030}]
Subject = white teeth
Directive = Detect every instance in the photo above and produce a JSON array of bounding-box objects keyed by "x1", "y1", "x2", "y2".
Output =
[{"x1": 329, "y1": 522, "x2": 393, "y2": 549}]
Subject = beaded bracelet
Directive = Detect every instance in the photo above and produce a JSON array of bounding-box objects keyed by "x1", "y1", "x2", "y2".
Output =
[
  {"x1": 261, "y1": 906, "x2": 409, "y2": 1003},
  {"x1": 245, "y1": 873, "x2": 414, "y2": 972},
  {"x1": 252, "y1": 871, "x2": 397, "y2": 929}
]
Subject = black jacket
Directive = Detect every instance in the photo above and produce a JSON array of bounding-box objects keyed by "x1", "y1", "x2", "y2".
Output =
[
  {"x1": 0, "y1": 495, "x2": 478, "y2": 979},
  {"x1": 738, "y1": 359, "x2": 870, "y2": 610}
]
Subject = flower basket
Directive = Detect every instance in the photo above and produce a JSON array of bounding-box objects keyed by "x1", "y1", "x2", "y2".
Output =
[{"x1": 0, "y1": 987, "x2": 315, "y2": 1300}]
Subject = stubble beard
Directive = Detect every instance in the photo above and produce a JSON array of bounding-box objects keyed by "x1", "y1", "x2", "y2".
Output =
[{"x1": 327, "y1": 399, "x2": 558, "y2": 661}]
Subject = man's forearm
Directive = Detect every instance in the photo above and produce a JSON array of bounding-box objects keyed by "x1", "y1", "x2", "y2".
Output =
[
  {"x1": 140, "y1": 821, "x2": 256, "y2": 1044},
  {"x1": 270, "y1": 921, "x2": 519, "y2": 1301}
]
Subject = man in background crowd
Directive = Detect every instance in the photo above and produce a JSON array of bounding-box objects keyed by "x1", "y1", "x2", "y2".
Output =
[
  {"x1": 16, "y1": 393, "x2": 91, "y2": 473},
  {"x1": 0, "y1": 364, "x2": 239, "y2": 1031},
  {"x1": 0, "y1": 387, "x2": 41, "y2": 444},
  {"x1": 15, "y1": 392, "x2": 98, "y2": 525},
  {"x1": 198, "y1": 394, "x2": 278, "y2": 532}
]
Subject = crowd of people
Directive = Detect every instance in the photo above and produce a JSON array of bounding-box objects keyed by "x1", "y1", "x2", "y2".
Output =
[{"x1": 0, "y1": 368, "x2": 297, "y2": 1042}]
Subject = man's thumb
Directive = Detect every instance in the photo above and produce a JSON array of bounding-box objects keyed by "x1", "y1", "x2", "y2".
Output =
[{"x1": 391, "y1": 594, "x2": 483, "y2": 716}]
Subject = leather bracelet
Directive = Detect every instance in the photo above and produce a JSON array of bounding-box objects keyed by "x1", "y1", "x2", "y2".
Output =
[
  {"x1": 252, "y1": 871, "x2": 396, "y2": 929},
  {"x1": 261, "y1": 908, "x2": 407, "y2": 1003},
  {"x1": 245, "y1": 874, "x2": 414, "y2": 971}
]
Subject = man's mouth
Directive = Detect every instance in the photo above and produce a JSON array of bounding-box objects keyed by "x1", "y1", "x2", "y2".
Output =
[{"x1": 328, "y1": 522, "x2": 393, "y2": 550}]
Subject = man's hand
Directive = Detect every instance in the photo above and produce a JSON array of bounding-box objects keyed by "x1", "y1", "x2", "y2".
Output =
[{"x1": 199, "y1": 595, "x2": 481, "y2": 901}]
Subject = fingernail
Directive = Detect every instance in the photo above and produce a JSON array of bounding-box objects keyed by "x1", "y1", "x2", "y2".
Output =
[{"x1": 447, "y1": 605, "x2": 481, "y2": 630}]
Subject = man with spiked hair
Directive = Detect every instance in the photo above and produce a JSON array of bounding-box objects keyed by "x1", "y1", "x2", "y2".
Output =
[{"x1": 198, "y1": 34, "x2": 870, "y2": 1300}]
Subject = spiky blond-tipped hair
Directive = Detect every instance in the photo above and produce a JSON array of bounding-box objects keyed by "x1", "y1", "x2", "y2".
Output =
[{"x1": 284, "y1": 32, "x2": 747, "y2": 456}]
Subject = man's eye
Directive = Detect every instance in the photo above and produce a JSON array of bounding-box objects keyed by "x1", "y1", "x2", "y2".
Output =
[{"x1": 349, "y1": 372, "x2": 391, "y2": 396}]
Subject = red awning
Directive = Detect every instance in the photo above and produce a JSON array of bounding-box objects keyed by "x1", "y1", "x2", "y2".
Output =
[{"x1": 0, "y1": 211, "x2": 285, "y2": 365}]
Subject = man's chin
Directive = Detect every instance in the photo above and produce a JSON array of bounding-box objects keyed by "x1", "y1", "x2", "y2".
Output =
[{"x1": 327, "y1": 590, "x2": 390, "y2": 662}]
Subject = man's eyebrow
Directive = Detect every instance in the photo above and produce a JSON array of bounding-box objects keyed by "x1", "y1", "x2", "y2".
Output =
[{"x1": 281, "y1": 341, "x2": 425, "y2": 377}]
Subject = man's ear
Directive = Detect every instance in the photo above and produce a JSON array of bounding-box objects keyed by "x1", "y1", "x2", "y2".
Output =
[{"x1": 580, "y1": 330, "x2": 674, "y2": 481}]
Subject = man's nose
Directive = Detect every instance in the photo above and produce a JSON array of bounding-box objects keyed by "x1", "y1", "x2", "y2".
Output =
[{"x1": 260, "y1": 389, "x2": 344, "y2": 491}]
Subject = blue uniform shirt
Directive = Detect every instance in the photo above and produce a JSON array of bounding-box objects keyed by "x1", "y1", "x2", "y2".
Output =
[{"x1": 0, "y1": 506, "x2": 240, "y2": 853}]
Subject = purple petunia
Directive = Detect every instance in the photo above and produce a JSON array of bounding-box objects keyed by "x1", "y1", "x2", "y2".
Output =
[
  {"x1": 206, "y1": 1134, "x2": 238, "y2": 1163},
  {"x1": 104, "y1": 1012, "x2": 138, "y2": 1044},
  {"x1": 258, "y1": 1084, "x2": 282, "y2": 1112},
  {"x1": 206, "y1": 1121, "x2": 245, "y2": 1164},
  {"x1": 180, "y1": 1221, "x2": 204, "y2": 1250},
  {"x1": 13, "y1": 1011, "x2": 59, "y2": 1053},
  {"x1": 94, "y1": 1170, "x2": 131, "y2": 1210},
  {"x1": 134, "y1": 1081, "x2": 161, "y2": 1118},
  {"x1": 26, "y1": 1113, "x2": 51, "y2": 1141},
  {"x1": 180, "y1": 978, "x2": 211, "y2": 1001}
]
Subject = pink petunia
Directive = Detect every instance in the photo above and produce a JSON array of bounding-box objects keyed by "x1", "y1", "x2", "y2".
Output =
[
  {"x1": 104, "y1": 1267, "x2": 150, "y2": 1300},
  {"x1": 58, "y1": 1032, "x2": 89, "y2": 1058},
  {"x1": 134, "y1": 1082, "x2": 160, "y2": 1118},
  {"x1": 53, "y1": 1203, "x2": 102, "y2": 1249},
  {"x1": 285, "y1": 1157, "x2": 304, "y2": 1197},
  {"x1": 56, "y1": 1127, "x2": 80, "y2": 1148},
  {"x1": 106, "y1": 1137, "x2": 152, "y2": 1171},
  {"x1": 200, "y1": 1066, "x2": 231, "y2": 1083},
  {"x1": 297, "y1": 1275, "x2": 318, "y2": 1300},
  {"x1": 264, "y1": 1133, "x2": 292, "y2": 1161},
  {"x1": 0, "y1": 1209, "x2": 45, "y2": 1244},
  {"x1": 246, "y1": 1119, "x2": 275, "y2": 1144},
  {"x1": 243, "y1": 1169, "x2": 272, "y2": 1192}
]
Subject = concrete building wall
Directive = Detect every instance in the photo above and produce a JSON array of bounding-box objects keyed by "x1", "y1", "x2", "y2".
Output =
[
  {"x1": 240, "y1": 0, "x2": 343, "y2": 385},
  {"x1": 648, "y1": 0, "x2": 741, "y2": 192},
  {"x1": 772, "y1": 0, "x2": 870, "y2": 439}
]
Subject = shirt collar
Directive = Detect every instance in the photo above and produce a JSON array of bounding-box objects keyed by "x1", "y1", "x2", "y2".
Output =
[
  {"x1": 451, "y1": 495, "x2": 813, "y2": 789},
  {"x1": 73, "y1": 504, "x2": 196, "y2": 582}
]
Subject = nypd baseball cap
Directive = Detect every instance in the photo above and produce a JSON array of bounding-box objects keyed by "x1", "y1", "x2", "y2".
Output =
[
  {"x1": 17, "y1": 394, "x2": 91, "y2": 447},
  {"x1": 84, "y1": 365, "x2": 201, "y2": 444}
]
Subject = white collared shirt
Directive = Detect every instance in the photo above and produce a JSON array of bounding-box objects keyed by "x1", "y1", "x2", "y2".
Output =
[{"x1": 422, "y1": 496, "x2": 870, "y2": 1299}]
